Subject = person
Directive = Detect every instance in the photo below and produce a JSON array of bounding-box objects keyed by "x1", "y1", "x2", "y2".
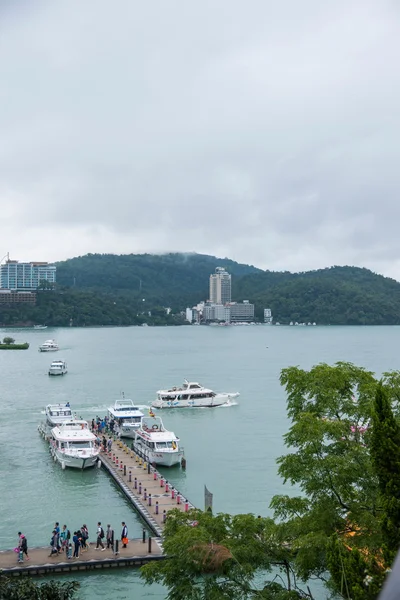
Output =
[
  {"x1": 106, "y1": 524, "x2": 114, "y2": 550},
  {"x1": 102, "y1": 436, "x2": 107, "y2": 452},
  {"x1": 96, "y1": 522, "x2": 105, "y2": 550},
  {"x1": 67, "y1": 543, "x2": 72, "y2": 559},
  {"x1": 81, "y1": 524, "x2": 89, "y2": 551},
  {"x1": 107, "y1": 437, "x2": 112, "y2": 452},
  {"x1": 72, "y1": 531, "x2": 80, "y2": 558},
  {"x1": 121, "y1": 522, "x2": 128, "y2": 548},
  {"x1": 60, "y1": 524, "x2": 70, "y2": 553},
  {"x1": 110, "y1": 419, "x2": 115, "y2": 433},
  {"x1": 49, "y1": 530, "x2": 59, "y2": 557},
  {"x1": 66, "y1": 401, "x2": 70, "y2": 407},
  {"x1": 54, "y1": 522, "x2": 61, "y2": 553},
  {"x1": 18, "y1": 532, "x2": 29, "y2": 561}
]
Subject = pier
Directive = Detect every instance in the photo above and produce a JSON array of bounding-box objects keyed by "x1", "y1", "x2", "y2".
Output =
[{"x1": 2, "y1": 437, "x2": 196, "y2": 576}]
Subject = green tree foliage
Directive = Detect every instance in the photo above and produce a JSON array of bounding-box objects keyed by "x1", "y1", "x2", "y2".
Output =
[
  {"x1": 143, "y1": 363, "x2": 400, "y2": 599},
  {"x1": 141, "y1": 509, "x2": 308, "y2": 599},
  {"x1": 2, "y1": 337, "x2": 15, "y2": 344},
  {"x1": 370, "y1": 382, "x2": 400, "y2": 564},
  {"x1": 0, "y1": 575, "x2": 79, "y2": 600}
]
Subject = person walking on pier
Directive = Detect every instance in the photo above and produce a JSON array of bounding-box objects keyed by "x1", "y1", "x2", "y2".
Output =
[
  {"x1": 107, "y1": 437, "x2": 112, "y2": 452},
  {"x1": 106, "y1": 524, "x2": 114, "y2": 549},
  {"x1": 121, "y1": 522, "x2": 128, "y2": 548},
  {"x1": 96, "y1": 522, "x2": 105, "y2": 550},
  {"x1": 81, "y1": 524, "x2": 89, "y2": 551},
  {"x1": 49, "y1": 530, "x2": 59, "y2": 557},
  {"x1": 18, "y1": 532, "x2": 29, "y2": 560}
]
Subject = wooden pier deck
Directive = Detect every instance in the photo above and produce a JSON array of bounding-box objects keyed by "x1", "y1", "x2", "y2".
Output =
[
  {"x1": 0, "y1": 539, "x2": 163, "y2": 576},
  {"x1": 99, "y1": 439, "x2": 195, "y2": 536}
]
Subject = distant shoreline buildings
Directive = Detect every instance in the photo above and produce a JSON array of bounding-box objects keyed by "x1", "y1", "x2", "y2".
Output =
[
  {"x1": 186, "y1": 267, "x2": 272, "y2": 325},
  {"x1": 0, "y1": 255, "x2": 57, "y2": 304}
]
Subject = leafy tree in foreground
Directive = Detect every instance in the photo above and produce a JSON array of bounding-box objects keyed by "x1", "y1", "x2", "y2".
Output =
[
  {"x1": 0, "y1": 576, "x2": 79, "y2": 600},
  {"x1": 142, "y1": 363, "x2": 400, "y2": 599},
  {"x1": 370, "y1": 382, "x2": 400, "y2": 565}
]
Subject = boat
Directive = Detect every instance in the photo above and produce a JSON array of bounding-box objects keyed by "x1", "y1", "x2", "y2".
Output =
[
  {"x1": 108, "y1": 395, "x2": 144, "y2": 438},
  {"x1": 132, "y1": 415, "x2": 184, "y2": 467},
  {"x1": 151, "y1": 379, "x2": 240, "y2": 409},
  {"x1": 49, "y1": 420, "x2": 100, "y2": 469},
  {"x1": 39, "y1": 339, "x2": 59, "y2": 352},
  {"x1": 48, "y1": 360, "x2": 68, "y2": 376},
  {"x1": 38, "y1": 402, "x2": 73, "y2": 438},
  {"x1": 34, "y1": 325, "x2": 47, "y2": 330}
]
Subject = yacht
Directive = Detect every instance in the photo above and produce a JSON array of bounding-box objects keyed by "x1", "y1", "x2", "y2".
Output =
[
  {"x1": 151, "y1": 380, "x2": 240, "y2": 409},
  {"x1": 39, "y1": 339, "x2": 59, "y2": 352},
  {"x1": 50, "y1": 420, "x2": 99, "y2": 469},
  {"x1": 132, "y1": 416, "x2": 184, "y2": 467},
  {"x1": 108, "y1": 395, "x2": 144, "y2": 438},
  {"x1": 48, "y1": 360, "x2": 68, "y2": 376},
  {"x1": 34, "y1": 324, "x2": 47, "y2": 330},
  {"x1": 38, "y1": 403, "x2": 73, "y2": 438}
]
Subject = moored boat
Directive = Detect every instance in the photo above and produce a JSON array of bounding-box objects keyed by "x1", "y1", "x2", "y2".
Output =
[
  {"x1": 39, "y1": 339, "x2": 59, "y2": 352},
  {"x1": 48, "y1": 360, "x2": 68, "y2": 376},
  {"x1": 38, "y1": 402, "x2": 73, "y2": 439},
  {"x1": 151, "y1": 379, "x2": 239, "y2": 409},
  {"x1": 108, "y1": 395, "x2": 144, "y2": 438},
  {"x1": 50, "y1": 420, "x2": 100, "y2": 469},
  {"x1": 132, "y1": 415, "x2": 184, "y2": 467}
]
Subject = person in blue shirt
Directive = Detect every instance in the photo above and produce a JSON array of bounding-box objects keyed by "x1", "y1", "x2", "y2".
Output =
[{"x1": 72, "y1": 531, "x2": 80, "y2": 558}]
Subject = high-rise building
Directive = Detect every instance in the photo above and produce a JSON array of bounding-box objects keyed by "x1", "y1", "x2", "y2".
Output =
[
  {"x1": 209, "y1": 267, "x2": 231, "y2": 304},
  {"x1": 0, "y1": 259, "x2": 56, "y2": 290},
  {"x1": 264, "y1": 308, "x2": 273, "y2": 324}
]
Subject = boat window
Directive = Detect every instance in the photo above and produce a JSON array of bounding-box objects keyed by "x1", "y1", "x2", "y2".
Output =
[
  {"x1": 181, "y1": 395, "x2": 188, "y2": 400},
  {"x1": 156, "y1": 441, "x2": 174, "y2": 449},
  {"x1": 69, "y1": 441, "x2": 92, "y2": 449}
]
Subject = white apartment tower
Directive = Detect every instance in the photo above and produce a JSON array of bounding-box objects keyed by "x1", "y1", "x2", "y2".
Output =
[{"x1": 209, "y1": 267, "x2": 231, "y2": 304}]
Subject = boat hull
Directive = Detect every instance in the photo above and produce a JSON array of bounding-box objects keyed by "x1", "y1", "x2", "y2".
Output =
[
  {"x1": 132, "y1": 442, "x2": 184, "y2": 467},
  {"x1": 39, "y1": 348, "x2": 58, "y2": 352},
  {"x1": 50, "y1": 446, "x2": 99, "y2": 469},
  {"x1": 117, "y1": 425, "x2": 141, "y2": 439},
  {"x1": 151, "y1": 392, "x2": 239, "y2": 409},
  {"x1": 48, "y1": 369, "x2": 67, "y2": 376}
]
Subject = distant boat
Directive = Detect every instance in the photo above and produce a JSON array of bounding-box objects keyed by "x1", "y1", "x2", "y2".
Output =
[
  {"x1": 34, "y1": 325, "x2": 47, "y2": 330},
  {"x1": 152, "y1": 379, "x2": 239, "y2": 409},
  {"x1": 48, "y1": 360, "x2": 68, "y2": 376},
  {"x1": 39, "y1": 340, "x2": 59, "y2": 352}
]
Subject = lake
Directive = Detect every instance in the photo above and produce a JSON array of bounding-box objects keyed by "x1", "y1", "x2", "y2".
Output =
[{"x1": 0, "y1": 324, "x2": 398, "y2": 598}]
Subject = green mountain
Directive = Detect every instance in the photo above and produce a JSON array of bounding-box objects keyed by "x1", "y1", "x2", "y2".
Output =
[
  {"x1": 0, "y1": 254, "x2": 399, "y2": 326},
  {"x1": 234, "y1": 266, "x2": 400, "y2": 325}
]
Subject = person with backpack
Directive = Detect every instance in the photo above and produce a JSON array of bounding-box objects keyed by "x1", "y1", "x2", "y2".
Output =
[
  {"x1": 81, "y1": 524, "x2": 89, "y2": 551},
  {"x1": 17, "y1": 532, "x2": 29, "y2": 561},
  {"x1": 96, "y1": 521, "x2": 105, "y2": 550}
]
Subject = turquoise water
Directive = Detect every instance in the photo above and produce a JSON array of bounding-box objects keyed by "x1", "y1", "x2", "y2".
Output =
[{"x1": 1, "y1": 325, "x2": 398, "y2": 598}]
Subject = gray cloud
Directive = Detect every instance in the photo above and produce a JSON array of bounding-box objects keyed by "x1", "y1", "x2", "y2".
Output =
[{"x1": 0, "y1": 0, "x2": 399, "y2": 278}]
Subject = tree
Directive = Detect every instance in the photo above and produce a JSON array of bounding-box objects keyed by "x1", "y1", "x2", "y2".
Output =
[
  {"x1": 370, "y1": 382, "x2": 400, "y2": 565},
  {"x1": 2, "y1": 336, "x2": 15, "y2": 344},
  {"x1": 0, "y1": 576, "x2": 79, "y2": 600}
]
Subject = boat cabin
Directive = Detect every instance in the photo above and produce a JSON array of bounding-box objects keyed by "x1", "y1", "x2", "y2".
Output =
[
  {"x1": 157, "y1": 381, "x2": 216, "y2": 402},
  {"x1": 137, "y1": 417, "x2": 179, "y2": 450}
]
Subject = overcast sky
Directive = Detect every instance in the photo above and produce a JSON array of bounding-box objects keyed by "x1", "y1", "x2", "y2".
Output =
[{"x1": 0, "y1": 0, "x2": 399, "y2": 277}]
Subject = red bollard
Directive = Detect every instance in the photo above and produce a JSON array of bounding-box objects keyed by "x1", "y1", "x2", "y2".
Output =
[
  {"x1": 177, "y1": 493, "x2": 181, "y2": 505},
  {"x1": 171, "y1": 488, "x2": 175, "y2": 499},
  {"x1": 112, "y1": 453, "x2": 115, "y2": 462},
  {"x1": 184, "y1": 500, "x2": 189, "y2": 512},
  {"x1": 161, "y1": 477, "x2": 165, "y2": 488},
  {"x1": 116, "y1": 458, "x2": 119, "y2": 467},
  {"x1": 153, "y1": 470, "x2": 157, "y2": 481},
  {"x1": 165, "y1": 481, "x2": 169, "y2": 492},
  {"x1": 120, "y1": 461, "x2": 123, "y2": 471}
]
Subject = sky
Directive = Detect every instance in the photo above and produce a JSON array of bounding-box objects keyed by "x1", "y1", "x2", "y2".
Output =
[{"x1": 0, "y1": 0, "x2": 399, "y2": 277}]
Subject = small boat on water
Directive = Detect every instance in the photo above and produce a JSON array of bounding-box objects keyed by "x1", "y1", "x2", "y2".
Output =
[
  {"x1": 38, "y1": 402, "x2": 73, "y2": 438},
  {"x1": 48, "y1": 360, "x2": 68, "y2": 376},
  {"x1": 108, "y1": 395, "x2": 144, "y2": 439},
  {"x1": 132, "y1": 415, "x2": 184, "y2": 467},
  {"x1": 34, "y1": 325, "x2": 47, "y2": 330},
  {"x1": 50, "y1": 420, "x2": 99, "y2": 469},
  {"x1": 39, "y1": 339, "x2": 59, "y2": 352},
  {"x1": 151, "y1": 380, "x2": 240, "y2": 409}
]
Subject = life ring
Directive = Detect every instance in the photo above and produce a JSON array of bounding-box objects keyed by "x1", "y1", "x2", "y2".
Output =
[{"x1": 152, "y1": 425, "x2": 159, "y2": 430}]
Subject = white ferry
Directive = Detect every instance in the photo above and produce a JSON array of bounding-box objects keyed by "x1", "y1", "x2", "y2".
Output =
[
  {"x1": 38, "y1": 402, "x2": 73, "y2": 438},
  {"x1": 151, "y1": 380, "x2": 239, "y2": 409},
  {"x1": 34, "y1": 324, "x2": 47, "y2": 330},
  {"x1": 48, "y1": 360, "x2": 67, "y2": 376},
  {"x1": 39, "y1": 339, "x2": 59, "y2": 352},
  {"x1": 132, "y1": 416, "x2": 184, "y2": 467},
  {"x1": 50, "y1": 420, "x2": 100, "y2": 469},
  {"x1": 108, "y1": 395, "x2": 144, "y2": 438}
]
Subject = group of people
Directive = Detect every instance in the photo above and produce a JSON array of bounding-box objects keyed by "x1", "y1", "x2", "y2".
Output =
[
  {"x1": 91, "y1": 415, "x2": 115, "y2": 434},
  {"x1": 46, "y1": 521, "x2": 129, "y2": 559}
]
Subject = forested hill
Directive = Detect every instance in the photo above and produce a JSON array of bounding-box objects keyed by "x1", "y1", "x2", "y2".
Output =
[
  {"x1": 234, "y1": 266, "x2": 400, "y2": 325},
  {"x1": 56, "y1": 253, "x2": 261, "y2": 306}
]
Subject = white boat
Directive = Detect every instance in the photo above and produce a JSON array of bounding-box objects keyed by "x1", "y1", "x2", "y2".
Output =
[
  {"x1": 39, "y1": 339, "x2": 59, "y2": 352},
  {"x1": 34, "y1": 324, "x2": 47, "y2": 330},
  {"x1": 50, "y1": 420, "x2": 100, "y2": 469},
  {"x1": 132, "y1": 416, "x2": 184, "y2": 467},
  {"x1": 48, "y1": 360, "x2": 68, "y2": 376},
  {"x1": 151, "y1": 380, "x2": 240, "y2": 409},
  {"x1": 108, "y1": 395, "x2": 144, "y2": 439},
  {"x1": 38, "y1": 402, "x2": 73, "y2": 438}
]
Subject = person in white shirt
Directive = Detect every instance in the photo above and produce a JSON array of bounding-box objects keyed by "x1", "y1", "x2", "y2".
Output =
[{"x1": 95, "y1": 521, "x2": 105, "y2": 550}]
